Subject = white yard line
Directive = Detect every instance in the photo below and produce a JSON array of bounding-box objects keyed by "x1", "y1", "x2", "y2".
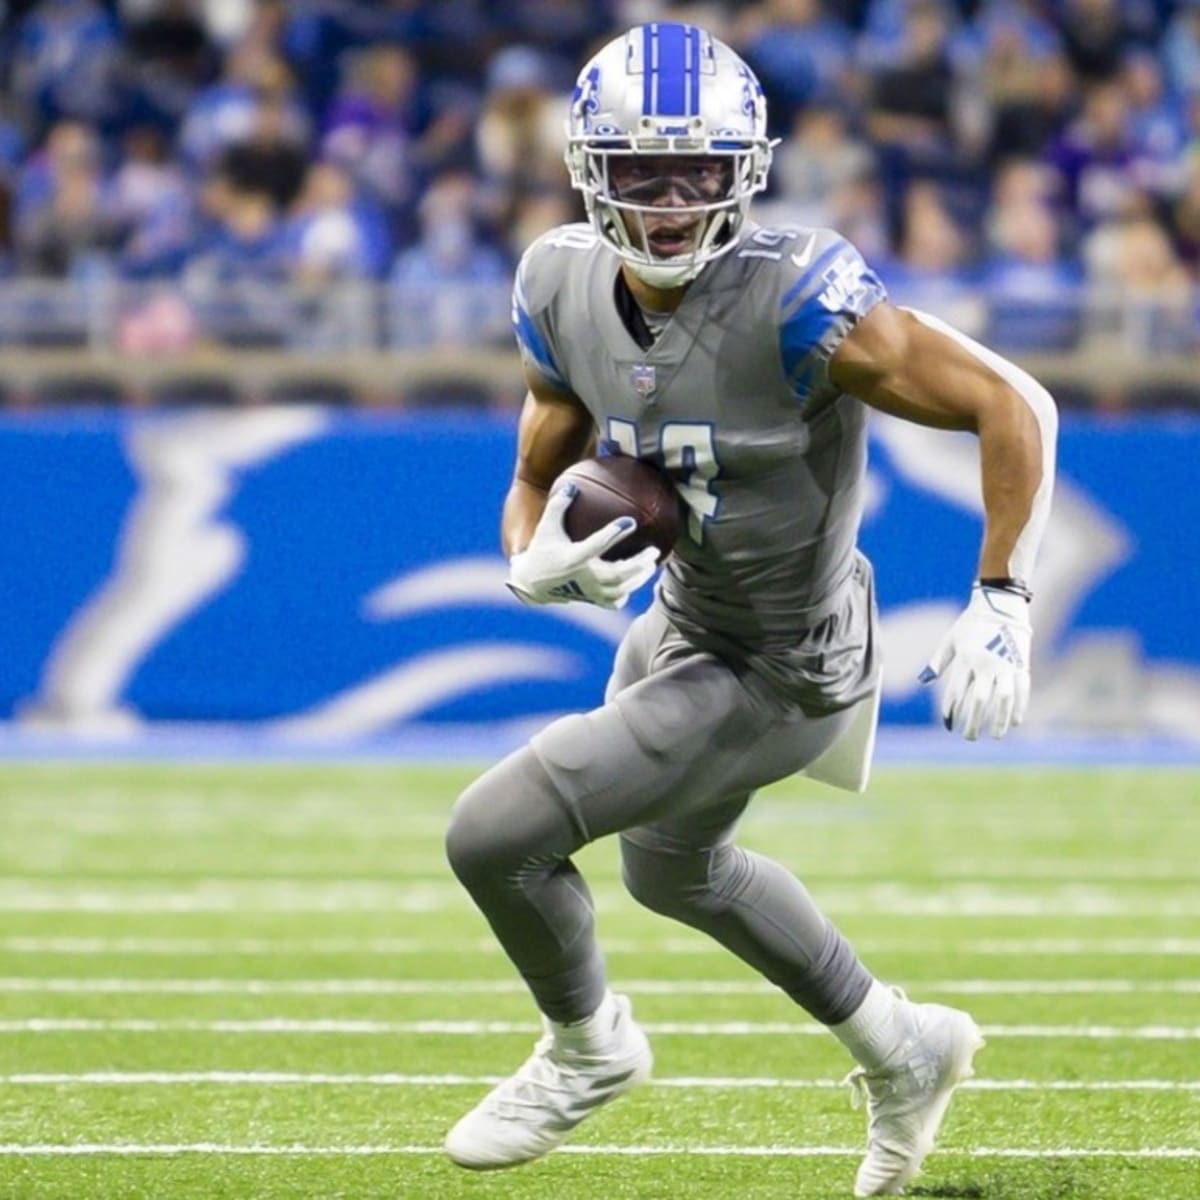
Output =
[
  {"x1": 3, "y1": 936, "x2": 1199, "y2": 957},
  {"x1": 1, "y1": 1072, "x2": 1196, "y2": 1092},
  {"x1": 7, "y1": 860, "x2": 1194, "y2": 883},
  {"x1": 0, "y1": 1018, "x2": 1195, "y2": 1038},
  {"x1": 0, "y1": 937, "x2": 458, "y2": 955},
  {"x1": 954, "y1": 938, "x2": 1200, "y2": 955},
  {"x1": 0, "y1": 1143, "x2": 1194, "y2": 1159},
  {"x1": 0, "y1": 976, "x2": 1194, "y2": 996},
  {"x1": 0, "y1": 884, "x2": 1196, "y2": 916}
]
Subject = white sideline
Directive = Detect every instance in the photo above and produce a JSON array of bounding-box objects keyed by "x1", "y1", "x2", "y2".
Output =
[
  {"x1": 3, "y1": 936, "x2": 1200, "y2": 956},
  {"x1": 0, "y1": 976, "x2": 1196, "y2": 996},
  {"x1": 0, "y1": 1143, "x2": 1195, "y2": 1160},
  {"x1": 1, "y1": 1018, "x2": 1197, "y2": 1039},
  {"x1": 0, "y1": 969, "x2": 1190, "y2": 998},
  {"x1": 1, "y1": 1072, "x2": 1197, "y2": 1092}
]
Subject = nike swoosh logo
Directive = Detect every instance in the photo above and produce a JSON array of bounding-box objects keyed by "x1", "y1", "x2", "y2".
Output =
[{"x1": 790, "y1": 237, "x2": 817, "y2": 270}]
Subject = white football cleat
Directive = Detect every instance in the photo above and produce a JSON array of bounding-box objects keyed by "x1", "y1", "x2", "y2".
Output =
[
  {"x1": 845, "y1": 1000, "x2": 984, "y2": 1197},
  {"x1": 444, "y1": 992, "x2": 652, "y2": 1170}
]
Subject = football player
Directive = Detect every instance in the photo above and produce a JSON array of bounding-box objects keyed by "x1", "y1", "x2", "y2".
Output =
[{"x1": 445, "y1": 23, "x2": 1057, "y2": 1197}]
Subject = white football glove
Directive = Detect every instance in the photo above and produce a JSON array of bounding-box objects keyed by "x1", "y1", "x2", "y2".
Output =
[
  {"x1": 920, "y1": 584, "x2": 1032, "y2": 741},
  {"x1": 506, "y1": 484, "x2": 660, "y2": 609}
]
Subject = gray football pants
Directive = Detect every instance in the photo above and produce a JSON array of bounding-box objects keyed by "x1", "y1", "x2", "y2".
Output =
[{"x1": 445, "y1": 603, "x2": 874, "y2": 1025}]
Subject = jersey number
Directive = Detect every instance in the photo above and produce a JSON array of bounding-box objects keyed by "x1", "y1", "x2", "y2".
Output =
[
  {"x1": 606, "y1": 418, "x2": 720, "y2": 544},
  {"x1": 543, "y1": 227, "x2": 598, "y2": 251}
]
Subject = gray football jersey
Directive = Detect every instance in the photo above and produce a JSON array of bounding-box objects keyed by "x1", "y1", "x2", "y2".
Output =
[{"x1": 512, "y1": 221, "x2": 888, "y2": 712}]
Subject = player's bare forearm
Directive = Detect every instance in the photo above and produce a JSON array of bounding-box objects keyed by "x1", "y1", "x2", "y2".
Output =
[
  {"x1": 502, "y1": 477, "x2": 552, "y2": 558},
  {"x1": 831, "y1": 303, "x2": 1045, "y2": 580},
  {"x1": 973, "y1": 392, "x2": 1043, "y2": 578},
  {"x1": 502, "y1": 372, "x2": 595, "y2": 556}
]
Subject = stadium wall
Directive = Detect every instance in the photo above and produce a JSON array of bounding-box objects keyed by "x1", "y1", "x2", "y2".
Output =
[{"x1": 4, "y1": 408, "x2": 1198, "y2": 740}]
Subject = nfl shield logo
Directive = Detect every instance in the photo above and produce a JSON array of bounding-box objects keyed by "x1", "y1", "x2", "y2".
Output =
[{"x1": 631, "y1": 364, "x2": 657, "y2": 398}]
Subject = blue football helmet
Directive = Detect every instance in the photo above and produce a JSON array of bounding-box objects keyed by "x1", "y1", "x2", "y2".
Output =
[{"x1": 565, "y1": 23, "x2": 774, "y2": 288}]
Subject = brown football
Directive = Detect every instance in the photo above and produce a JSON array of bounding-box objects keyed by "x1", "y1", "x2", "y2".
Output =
[{"x1": 553, "y1": 454, "x2": 683, "y2": 562}]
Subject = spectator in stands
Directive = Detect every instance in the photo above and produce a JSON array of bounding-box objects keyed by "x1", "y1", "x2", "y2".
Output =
[
  {"x1": 510, "y1": 190, "x2": 581, "y2": 260},
  {"x1": 285, "y1": 160, "x2": 391, "y2": 282},
  {"x1": 15, "y1": 121, "x2": 119, "y2": 277},
  {"x1": 985, "y1": 51, "x2": 1077, "y2": 169},
  {"x1": 959, "y1": 2, "x2": 1069, "y2": 165},
  {"x1": 1058, "y1": 0, "x2": 1149, "y2": 82},
  {"x1": 990, "y1": 156, "x2": 1059, "y2": 215},
  {"x1": 1083, "y1": 214, "x2": 1197, "y2": 350},
  {"x1": 1121, "y1": 48, "x2": 1189, "y2": 190},
  {"x1": 188, "y1": 0, "x2": 262, "y2": 49},
  {"x1": 1162, "y1": 0, "x2": 1200, "y2": 102},
  {"x1": 318, "y1": 39, "x2": 476, "y2": 244},
  {"x1": 476, "y1": 45, "x2": 570, "y2": 243},
  {"x1": 1045, "y1": 79, "x2": 1148, "y2": 230},
  {"x1": 183, "y1": 170, "x2": 284, "y2": 284},
  {"x1": 178, "y1": 45, "x2": 307, "y2": 171},
  {"x1": 16, "y1": 141, "x2": 121, "y2": 278},
  {"x1": 118, "y1": 183, "x2": 196, "y2": 278},
  {"x1": 111, "y1": 123, "x2": 197, "y2": 277},
  {"x1": 771, "y1": 105, "x2": 875, "y2": 230},
  {"x1": 951, "y1": 0, "x2": 1061, "y2": 70},
  {"x1": 110, "y1": 126, "x2": 190, "y2": 232},
  {"x1": 219, "y1": 92, "x2": 311, "y2": 211},
  {"x1": 15, "y1": 121, "x2": 100, "y2": 231},
  {"x1": 389, "y1": 168, "x2": 511, "y2": 348},
  {"x1": 1165, "y1": 134, "x2": 1200, "y2": 273},
  {"x1": 121, "y1": 0, "x2": 219, "y2": 132},
  {"x1": 879, "y1": 180, "x2": 984, "y2": 333},
  {"x1": 864, "y1": 0, "x2": 964, "y2": 226},
  {"x1": 321, "y1": 44, "x2": 423, "y2": 218},
  {"x1": 282, "y1": 0, "x2": 438, "y2": 120},
  {"x1": 11, "y1": 0, "x2": 125, "y2": 130},
  {"x1": 982, "y1": 165, "x2": 1084, "y2": 351},
  {"x1": 866, "y1": 0, "x2": 957, "y2": 154},
  {"x1": 735, "y1": 0, "x2": 857, "y2": 126},
  {"x1": 494, "y1": 0, "x2": 617, "y2": 80},
  {"x1": 858, "y1": 0, "x2": 937, "y2": 71},
  {"x1": 827, "y1": 167, "x2": 891, "y2": 264}
]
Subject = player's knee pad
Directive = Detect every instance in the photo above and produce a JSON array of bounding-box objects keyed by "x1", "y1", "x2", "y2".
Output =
[
  {"x1": 444, "y1": 776, "x2": 500, "y2": 887},
  {"x1": 445, "y1": 747, "x2": 582, "y2": 887}
]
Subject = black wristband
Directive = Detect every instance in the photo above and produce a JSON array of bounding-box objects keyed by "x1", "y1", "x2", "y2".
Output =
[{"x1": 977, "y1": 576, "x2": 1033, "y2": 602}]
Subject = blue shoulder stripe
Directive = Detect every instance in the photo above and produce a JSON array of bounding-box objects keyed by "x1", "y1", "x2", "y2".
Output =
[
  {"x1": 779, "y1": 244, "x2": 888, "y2": 391},
  {"x1": 511, "y1": 296, "x2": 566, "y2": 389},
  {"x1": 779, "y1": 242, "x2": 844, "y2": 314},
  {"x1": 780, "y1": 305, "x2": 836, "y2": 387}
]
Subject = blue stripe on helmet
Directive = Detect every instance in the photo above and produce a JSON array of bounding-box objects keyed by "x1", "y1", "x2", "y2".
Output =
[
  {"x1": 642, "y1": 25, "x2": 653, "y2": 116},
  {"x1": 651, "y1": 22, "x2": 687, "y2": 115},
  {"x1": 685, "y1": 26, "x2": 700, "y2": 115}
]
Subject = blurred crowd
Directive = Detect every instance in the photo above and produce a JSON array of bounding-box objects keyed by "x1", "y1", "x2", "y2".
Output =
[{"x1": 0, "y1": 0, "x2": 1196, "y2": 357}]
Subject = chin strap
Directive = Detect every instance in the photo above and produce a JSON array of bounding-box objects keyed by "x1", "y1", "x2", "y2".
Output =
[
  {"x1": 627, "y1": 257, "x2": 706, "y2": 288},
  {"x1": 606, "y1": 208, "x2": 735, "y2": 289}
]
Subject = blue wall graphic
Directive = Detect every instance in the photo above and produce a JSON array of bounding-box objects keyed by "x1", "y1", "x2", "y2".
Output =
[{"x1": 3, "y1": 408, "x2": 1197, "y2": 739}]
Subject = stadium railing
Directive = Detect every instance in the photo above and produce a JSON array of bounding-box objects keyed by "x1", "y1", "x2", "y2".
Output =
[{"x1": 0, "y1": 279, "x2": 1194, "y2": 410}]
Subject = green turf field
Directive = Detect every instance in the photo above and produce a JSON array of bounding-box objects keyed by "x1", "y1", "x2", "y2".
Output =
[{"x1": 0, "y1": 762, "x2": 1196, "y2": 1199}]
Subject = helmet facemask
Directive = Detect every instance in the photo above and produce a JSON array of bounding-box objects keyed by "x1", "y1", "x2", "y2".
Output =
[{"x1": 569, "y1": 131, "x2": 767, "y2": 287}]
